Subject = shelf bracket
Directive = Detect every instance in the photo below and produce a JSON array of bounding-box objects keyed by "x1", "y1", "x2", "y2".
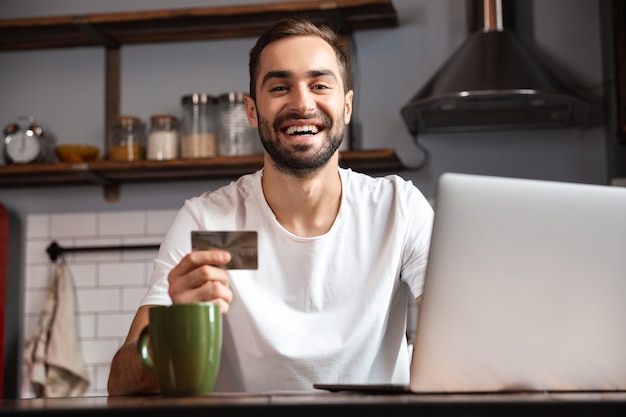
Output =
[
  {"x1": 72, "y1": 17, "x2": 120, "y2": 48},
  {"x1": 104, "y1": 47, "x2": 121, "y2": 156},
  {"x1": 103, "y1": 184, "x2": 121, "y2": 202},
  {"x1": 71, "y1": 164, "x2": 121, "y2": 202}
]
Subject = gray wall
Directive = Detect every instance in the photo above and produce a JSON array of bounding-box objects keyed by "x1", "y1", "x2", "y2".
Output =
[
  {"x1": 0, "y1": 0, "x2": 610, "y2": 215},
  {"x1": 0, "y1": 0, "x2": 614, "y2": 396}
]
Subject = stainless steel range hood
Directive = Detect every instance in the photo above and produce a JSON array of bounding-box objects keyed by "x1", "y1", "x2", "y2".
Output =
[{"x1": 400, "y1": 0, "x2": 589, "y2": 135}]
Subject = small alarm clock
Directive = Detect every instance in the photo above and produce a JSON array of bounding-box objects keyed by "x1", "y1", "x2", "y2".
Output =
[{"x1": 3, "y1": 116, "x2": 49, "y2": 164}]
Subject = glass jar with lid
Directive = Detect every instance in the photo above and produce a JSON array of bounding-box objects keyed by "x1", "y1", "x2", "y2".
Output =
[
  {"x1": 180, "y1": 93, "x2": 217, "y2": 158},
  {"x1": 108, "y1": 115, "x2": 145, "y2": 161},
  {"x1": 217, "y1": 91, "x2": 262, "y2": 156},
  {"x1": 147, "y1": 114, "x2": 179, "y2": 160}
]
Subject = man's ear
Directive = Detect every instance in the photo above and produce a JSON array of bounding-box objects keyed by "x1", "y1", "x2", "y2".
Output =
[
  {"x1": 344, "y1": 89, "x2": 354, "y2": 125},
  {"x1": 244, "y1": 95, "x2": 258, "y2": 128}
]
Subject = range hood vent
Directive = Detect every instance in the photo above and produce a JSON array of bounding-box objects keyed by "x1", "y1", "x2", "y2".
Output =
[{"x1": 400, "y1": 0, "x2": 589, "y2": 135}]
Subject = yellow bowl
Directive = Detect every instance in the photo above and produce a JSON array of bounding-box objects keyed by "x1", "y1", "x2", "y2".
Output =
[{"x1": 55, "y1": 144, "x2": 100, "y2": 163}]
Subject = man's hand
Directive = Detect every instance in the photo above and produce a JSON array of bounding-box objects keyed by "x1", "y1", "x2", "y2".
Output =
[{"x1": 168, "y1": 250, "x2": 233, "y2": 314}]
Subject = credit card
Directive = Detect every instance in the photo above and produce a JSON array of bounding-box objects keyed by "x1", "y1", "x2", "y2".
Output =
[{"x1": 191, "y1": 231, "x2": 258, "y2": 270}]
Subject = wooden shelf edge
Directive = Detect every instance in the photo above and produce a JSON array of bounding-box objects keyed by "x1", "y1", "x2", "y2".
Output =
[
  {"x1": 0, "y1": 0, "x2": 397, "y2": 51},
  {"x1": 0, "y1": 149, "x2": 405, "y2": 188}
]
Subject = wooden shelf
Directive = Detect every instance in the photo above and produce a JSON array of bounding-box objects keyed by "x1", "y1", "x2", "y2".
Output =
[
  {"x1": 0, "y1": 1, "x2": 401, "y2": 199},
  {"x1": 0, "y1": 149, "x2": 404, "y2": 188},
  {"x1": 0, "y1": 0, "x2": 398, "y2": 51}
]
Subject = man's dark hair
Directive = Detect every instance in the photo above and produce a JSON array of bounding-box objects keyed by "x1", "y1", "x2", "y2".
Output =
[{"x1": 248, "y1": 16, "x2": 349, "y2": 101}]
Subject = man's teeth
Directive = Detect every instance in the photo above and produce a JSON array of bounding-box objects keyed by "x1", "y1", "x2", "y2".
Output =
[{"x1": 285, "y1": 125, "x2": 319, "y2": 135}]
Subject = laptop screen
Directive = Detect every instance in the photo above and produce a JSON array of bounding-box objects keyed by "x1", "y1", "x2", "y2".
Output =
[{"x1": 410, "y1": 173, "x2": 626, "y2": 393}]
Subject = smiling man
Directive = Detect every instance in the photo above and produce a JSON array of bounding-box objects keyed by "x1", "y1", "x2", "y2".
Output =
[
  {"x1": 247, "y1": 33, "x2": 351, "y2": 178},
  {"x1": 108, "y1": 16, "x2": 434, "y2": 395}
]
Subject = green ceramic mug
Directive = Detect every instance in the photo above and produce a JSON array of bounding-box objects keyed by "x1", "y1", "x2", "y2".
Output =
[{"x1": 137, "y1": 303, "x2": 222, "y2": 396}]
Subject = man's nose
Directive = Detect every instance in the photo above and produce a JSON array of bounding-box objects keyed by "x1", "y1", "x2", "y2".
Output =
[{"x1": 289, "y1": 85, "x2": 316, "y2": 114}]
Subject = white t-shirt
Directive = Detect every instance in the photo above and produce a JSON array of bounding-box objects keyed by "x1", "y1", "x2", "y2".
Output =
[{"x1": 141, "y1": 168, "x2": 433, "y2": 392}]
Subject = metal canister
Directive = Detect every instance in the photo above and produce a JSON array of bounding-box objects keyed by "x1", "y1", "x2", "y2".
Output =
[
  {"x1": 217, "y1": 91, "x2": 262, "y2": 156},
  {"x1": 108, "y1": 115, "x2": 145, "y2": 161},
  {"x1": 181, "y1": 93, "x2": 217, "y2": 158}
]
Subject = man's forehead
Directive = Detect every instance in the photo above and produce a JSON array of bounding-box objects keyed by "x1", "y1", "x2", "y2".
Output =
[{"x1": 258, "y1": 36, "x2": 340, "y2": 78}]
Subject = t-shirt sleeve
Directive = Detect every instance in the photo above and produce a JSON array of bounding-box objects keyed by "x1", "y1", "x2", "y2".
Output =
[{"x1": 399, "y1": 182, "x2": 434, "y2": 299}]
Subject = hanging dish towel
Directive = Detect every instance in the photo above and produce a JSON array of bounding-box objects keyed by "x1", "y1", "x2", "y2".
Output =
[{"x1": 23, "y1": 262, "x2": 90, "y2": 397}]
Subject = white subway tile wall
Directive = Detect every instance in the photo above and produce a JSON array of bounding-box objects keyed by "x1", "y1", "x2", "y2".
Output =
[{"x1": 23, "y1": 209, "x2": 178, "y2": 397}]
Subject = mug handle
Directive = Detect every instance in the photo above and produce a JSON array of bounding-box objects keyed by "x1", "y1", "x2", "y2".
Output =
[{"x1": 137, "y1": 325, "x2": 154, "y2": 372}]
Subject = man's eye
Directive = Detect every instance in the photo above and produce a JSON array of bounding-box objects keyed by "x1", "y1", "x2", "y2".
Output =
[
  {"x1": 270, "y1": 86, "x2": 287, "y2": 92},
  {"x1": 312, "y1": 84, "x2": 330, "y2": 90}
]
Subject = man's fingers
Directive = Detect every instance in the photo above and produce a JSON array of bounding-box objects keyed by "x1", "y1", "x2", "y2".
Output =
[
  {"x1": 167, "y1": 250, "x2": 233, "y2": 309},
  {"x1": 170, "y1": 250, "x2": 232, "y2": 277}
]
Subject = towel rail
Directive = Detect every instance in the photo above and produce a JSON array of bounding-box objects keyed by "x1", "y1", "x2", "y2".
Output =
[{"x1": 46, "y1": 240, "x2": 159, "y2": 262}]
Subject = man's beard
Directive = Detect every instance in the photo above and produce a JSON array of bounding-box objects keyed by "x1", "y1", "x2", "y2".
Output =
[{"x1": 257, "y1": 109, "x2": 344, "y2": 178}]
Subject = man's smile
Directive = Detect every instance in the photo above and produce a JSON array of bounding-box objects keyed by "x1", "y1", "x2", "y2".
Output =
[
  {"x1": 284, "y1": 124, "x2": 321, "y2": 135},
  {"x1": 276, "y1": 114, "x2": 329, "y2": 143}
]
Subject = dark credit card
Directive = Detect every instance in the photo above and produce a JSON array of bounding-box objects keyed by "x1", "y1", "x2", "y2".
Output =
[{"x1": 191, "y1": 231, "x2": 258, "y2": 270}]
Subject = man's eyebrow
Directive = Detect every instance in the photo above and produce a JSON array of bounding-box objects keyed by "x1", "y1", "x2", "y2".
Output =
[
  {"x1": 260, "y1": 69, "x2": 338, "y2": 87},
  {"x1": 261, "y1": 70, "x2": 293, "y2": 88},
  {"x1": 307, "y1": 69, "x2": 337, "y2": 80}
]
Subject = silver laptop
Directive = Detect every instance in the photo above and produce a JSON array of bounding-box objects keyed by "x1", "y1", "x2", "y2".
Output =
[{"x1": 317, "y1": 172, "x2": 626, "y2": 393}]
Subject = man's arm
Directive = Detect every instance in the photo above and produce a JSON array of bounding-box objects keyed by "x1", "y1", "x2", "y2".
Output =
[
  {"x1": 107, "y1": 305, "x2": 160, "y2": 396},
  {"x1": 108, "y1": 250, "x2": 233, "y2": 395}
]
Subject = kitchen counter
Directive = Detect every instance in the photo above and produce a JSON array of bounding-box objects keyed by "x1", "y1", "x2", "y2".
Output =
[{"x1": 1, "y1": 391, "x2": 626, "y2": 416}]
